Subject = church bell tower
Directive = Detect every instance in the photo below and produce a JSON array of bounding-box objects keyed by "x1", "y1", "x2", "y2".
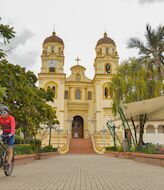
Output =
[{"x1": 38, "y1": 31, "x2": 66, "y2": 130}]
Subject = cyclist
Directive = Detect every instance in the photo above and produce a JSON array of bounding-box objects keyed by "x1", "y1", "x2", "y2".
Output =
[{"x1": 0, "y1": 106, "x2": 15, "y2": 171}]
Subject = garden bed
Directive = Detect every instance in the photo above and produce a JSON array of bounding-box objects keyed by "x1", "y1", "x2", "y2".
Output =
[
  {"x1": 14, "y1": 152, "x2": 59, "y2": 165},
  {"x1": 105, "y1": 151, "x2": 164, "y2": 167}
]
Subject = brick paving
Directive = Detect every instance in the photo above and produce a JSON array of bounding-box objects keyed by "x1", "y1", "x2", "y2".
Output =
[{"x1": 0, "y1": 154, "x2": 164, "y2": 190}]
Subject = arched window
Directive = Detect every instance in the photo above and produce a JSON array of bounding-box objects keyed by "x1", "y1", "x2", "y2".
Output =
[
  {"x1": 52, "y1": 86, "x2": 56, "y2": 95},
  {"x1": 158, "y1": 125, "x2": 164, "y2": 134},
  {"x1": 106, "y1": 47, "x2": 109, "y2": 54},
  {"x1": 46, "y1": 83, "x2": 58, "y2": 99},
  {"x1": 59, "y1": 47, "x2": 61, "y2": 54},
  {"x1": 75, "y1": 89, "x2": 81, "y2": 99},
  {"x1": 146, "y1": 125, "x2": 155, "y2": 134},
  {"x1": 104, "y1": 87, "x2": 108, "y2": 98},
  {"x1": 105, "y1": 64, "x2": 111, "y2": 74},
  {"x1": 51, "y1": 46, "x2": 55, "y2": 52},
  {"x1": 97, "y1": 48, "x2": 102, "y2": 55},
  {"x1": 103, "y1": 83, "x2": 110, "y2": 99},
  {"x1": 88, "y1": 91, "x2": 92, "y2": 100},
  {"x1": 64, "y1": 90, "x2": 69, "y2": 99}
]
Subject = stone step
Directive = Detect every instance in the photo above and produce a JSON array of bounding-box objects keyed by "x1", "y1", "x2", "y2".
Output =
[{"x1": 69, "y1": 138, "x2": 95, "y2": 154}]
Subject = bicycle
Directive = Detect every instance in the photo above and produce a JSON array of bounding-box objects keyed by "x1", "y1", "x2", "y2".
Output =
[{"x1": 0, "y1": 134, "x2": 14, "y2": 176}]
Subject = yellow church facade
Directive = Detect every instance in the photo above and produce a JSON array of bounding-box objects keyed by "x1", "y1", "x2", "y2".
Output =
[
  {"x1": 38, "y1": 31, "x2": 119, "y2": 141},
  {"x1": 38, "y1": 31, "x2": 164, "y2": 154},
  {"x1": 38, "y1": 32, "x2": 122, "y2": 153}
]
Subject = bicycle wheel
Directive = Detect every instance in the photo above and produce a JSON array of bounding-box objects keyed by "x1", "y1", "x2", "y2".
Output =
[
  {"x1": 0, "y1": 155, "x2": 3, "y2": 168},
  {"x1": 4, "y1": 152, "x2": 14, "y2": 176}
]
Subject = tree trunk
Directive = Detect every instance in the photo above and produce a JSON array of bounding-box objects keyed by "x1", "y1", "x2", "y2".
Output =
[
  {"x1": 131, "y1": 117, "x2": 137, "y2": 145},
  {"x1": 138, "y1": 114, "x2": 147, "y2": 149},
  {"x1": 49, "y1": 126, "x2": 52, "y2": 147},
  {"x1": 156, "y1": 58, "x2": 164, "y2": 80},
  {"x1": 23, "y1": 123, "x2": 31, "y2": 143}
]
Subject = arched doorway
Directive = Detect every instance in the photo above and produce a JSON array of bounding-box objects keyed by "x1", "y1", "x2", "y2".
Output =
[{"x1": 72, "y1": 116, "x2": 84, "y2": 138}]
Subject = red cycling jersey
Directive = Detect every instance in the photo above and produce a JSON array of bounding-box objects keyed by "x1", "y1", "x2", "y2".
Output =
[{"x1": 0, "y1": 115, "x2": 15, "y2": 134}]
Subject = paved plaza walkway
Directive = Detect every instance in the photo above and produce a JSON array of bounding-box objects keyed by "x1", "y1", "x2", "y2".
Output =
[{"x1": 0, "y1": 154, "x2": 164, "y2": 190}]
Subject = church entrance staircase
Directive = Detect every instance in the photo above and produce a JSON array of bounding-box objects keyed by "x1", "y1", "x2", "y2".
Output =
[{"x1": 69, "y1": 138, "x2": 95, "y2": 154}]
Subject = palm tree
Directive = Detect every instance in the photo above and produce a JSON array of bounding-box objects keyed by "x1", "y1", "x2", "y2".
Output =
[{"x1": 128, "y1": 24, "x2": 164, "y2": 80}]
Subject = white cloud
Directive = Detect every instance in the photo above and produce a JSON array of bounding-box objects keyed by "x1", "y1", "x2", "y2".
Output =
[
  {"x1": 0, "y1": 0, "x2": 163, "y2": 78},
  {"x1": 10, "y1": 29, "x2": 34, "y2": 49},
  {"x1": 6, "y1": 28, "x2": 39, "y2": 70},
  {"x1": 138, "y1": 0, "x2": 164, "y2": 4},
  {"x1": 8, "y1": 51, "x2": 39, "y2": 69}
]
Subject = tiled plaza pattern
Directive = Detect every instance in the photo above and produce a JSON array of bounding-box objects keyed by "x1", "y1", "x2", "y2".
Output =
[{"x1": 0, "y1": 155, "x2": 164, "y2": 190}]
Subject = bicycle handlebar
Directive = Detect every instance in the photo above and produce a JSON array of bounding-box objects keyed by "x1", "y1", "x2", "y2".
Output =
[{"x1": 0, "y1": 134, "x2": 12, "y2": 138}]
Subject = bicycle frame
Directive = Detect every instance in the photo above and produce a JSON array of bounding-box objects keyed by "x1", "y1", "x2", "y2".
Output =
[
  {"x1": 0, "y1": 139, "x2": 8, "y2": 167},
  {"x1": 0, "y1": 136, "x2": 14, "y2": 176}
]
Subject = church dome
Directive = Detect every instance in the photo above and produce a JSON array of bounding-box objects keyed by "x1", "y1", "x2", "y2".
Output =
[
  {"x1": 96, "y1": 32, "x2": 116, "y2": 47},
  {"x1": 43, "y1": 32, "x2": 64, "y2": 45}
]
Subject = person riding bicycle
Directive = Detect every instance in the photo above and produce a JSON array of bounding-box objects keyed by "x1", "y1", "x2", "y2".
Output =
[{"x1": 0, "y1": 106, "x2": 15, "y2": 170}]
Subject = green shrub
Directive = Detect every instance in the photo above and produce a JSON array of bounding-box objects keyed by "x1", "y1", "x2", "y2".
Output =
[
  {"x1": 106, "y1": 146, "x2": 118, "y2": 151},
  {"x1": 117, "y1": 146, "x2": 123, "y2": 152},
  {"x1": 30, "y1": 139, "x2": 41, "y2": 152},
  {"x1": 15, "y1": 136, "x2": 24, "y2": 144},
  {"x1": 41, "y1": 145, "x2": 57, "y2": 153},
  {"x1": 141, "y1": 143, "x2": 157, "y2": 154},
  {"x1": 130, "y1": 145, "x2": 137, "y2": 152},
  {"x1": 14, "y1": 144, "x2": 34, "y2": 155}
]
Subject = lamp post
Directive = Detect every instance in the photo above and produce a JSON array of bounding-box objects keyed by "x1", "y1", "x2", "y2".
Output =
[
  {"x1": 107, "y1": 120, "x2": 117, "y2": 151},
  {"x1": 67, "y1": 117, "x2": 73, "y2": 144},
  {"x1": 101, "y1": 126, "x2": 108, "y2": 149},
  {"x1": 113, "y1": 124, "x2": 116, "y2": 151},
  {"x1": 67, "y1": 117, "x2": 73, "y2": 135},
  {"x1": 54, "y1": 124, "x2": 63, "y2": 153}
]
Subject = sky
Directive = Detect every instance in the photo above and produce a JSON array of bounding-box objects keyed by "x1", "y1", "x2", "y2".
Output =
[{"x1": 0, "y1": 0, "x2": 164, "y2": 79}]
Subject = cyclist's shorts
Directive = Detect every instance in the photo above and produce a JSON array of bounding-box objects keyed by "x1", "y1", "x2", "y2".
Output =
[{"x1": 2, "y1": 134, "x2": 15, "y2": 147}]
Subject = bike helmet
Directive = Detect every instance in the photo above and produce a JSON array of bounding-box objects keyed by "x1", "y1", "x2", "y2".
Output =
[{"x1": 1, "y1": 106, "x2": 9, "y2": 112}]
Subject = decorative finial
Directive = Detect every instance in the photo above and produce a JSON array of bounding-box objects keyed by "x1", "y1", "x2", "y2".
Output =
[
  {"x1": 75, "y1": 57, "x2": 81, "y2": 65},
  {"x1": 52, "y1": 25, "x2": 56, "y2": 35},
  {"x1": 104, "y1": 30, "x2": 107, "y2": 37}
]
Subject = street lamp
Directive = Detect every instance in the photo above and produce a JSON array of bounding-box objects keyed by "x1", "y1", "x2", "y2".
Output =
[
  {"x1": 107, "y1": 120, "x2": 117, "y2": 151},
  {"x1": 67, "y1": 117, "x2": 73, "y2": 135},
  {"x1": 100, "y1": 126, "x2": 108, "y2": 149},
  {"x1": 54, "y1": 124, "x2": 63, "y2": 153}
]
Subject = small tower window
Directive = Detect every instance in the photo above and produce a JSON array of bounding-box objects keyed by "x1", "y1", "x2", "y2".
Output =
[
  {"x1": 46, "y1": 84, "x2": 58, "y2": 99},
  {"x1": 52, "y1": 86, "x2": 56, "y2": 96},
  {"x1": 49, "y1": 67, "x2": 55, "y2": 73},
  {"x1": 88, "y1": 91, "x2": 92, "y2": 100},
  {"x1": 64, "y1": 90, "x2": 69, "y2": 99},
  {"x1": 59, "y1": 47, "x2": 61, "y2": 54},
  {"x1": 105, "y1": 64, "x2": 111, "y2": 74},
  {"x1": 104, "y1": 87, "x2": 109, "y2": 98},
  {"x1": 99, "y1": 48, "x2": 102, "y2": 55},
  {"x1": 75, "y1": 89, "x2": 81, "y2": 99},
  {"x1": 106, "y1": 47, "x2": 109, "y2": 54},
  {"x1": 51, "y1": 46, "x2": 55, "y2": 52}
]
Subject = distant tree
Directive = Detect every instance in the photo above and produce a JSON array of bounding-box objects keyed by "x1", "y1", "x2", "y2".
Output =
[
  {"x1": 0, "y1": 17, "x2": 15, "y2": 59},
  {"x1": 110, "y1": 58, "x2": 163, "y2": 146},
  {"x1": 0, "y1": 60, "x2": 58, "y2": 141},
  {"x1": 0, "y1": 86, "x2": 6, "y2": 103},
  {"x1": 128, "y1": 24, "x2": 164, "y2": 80}
]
